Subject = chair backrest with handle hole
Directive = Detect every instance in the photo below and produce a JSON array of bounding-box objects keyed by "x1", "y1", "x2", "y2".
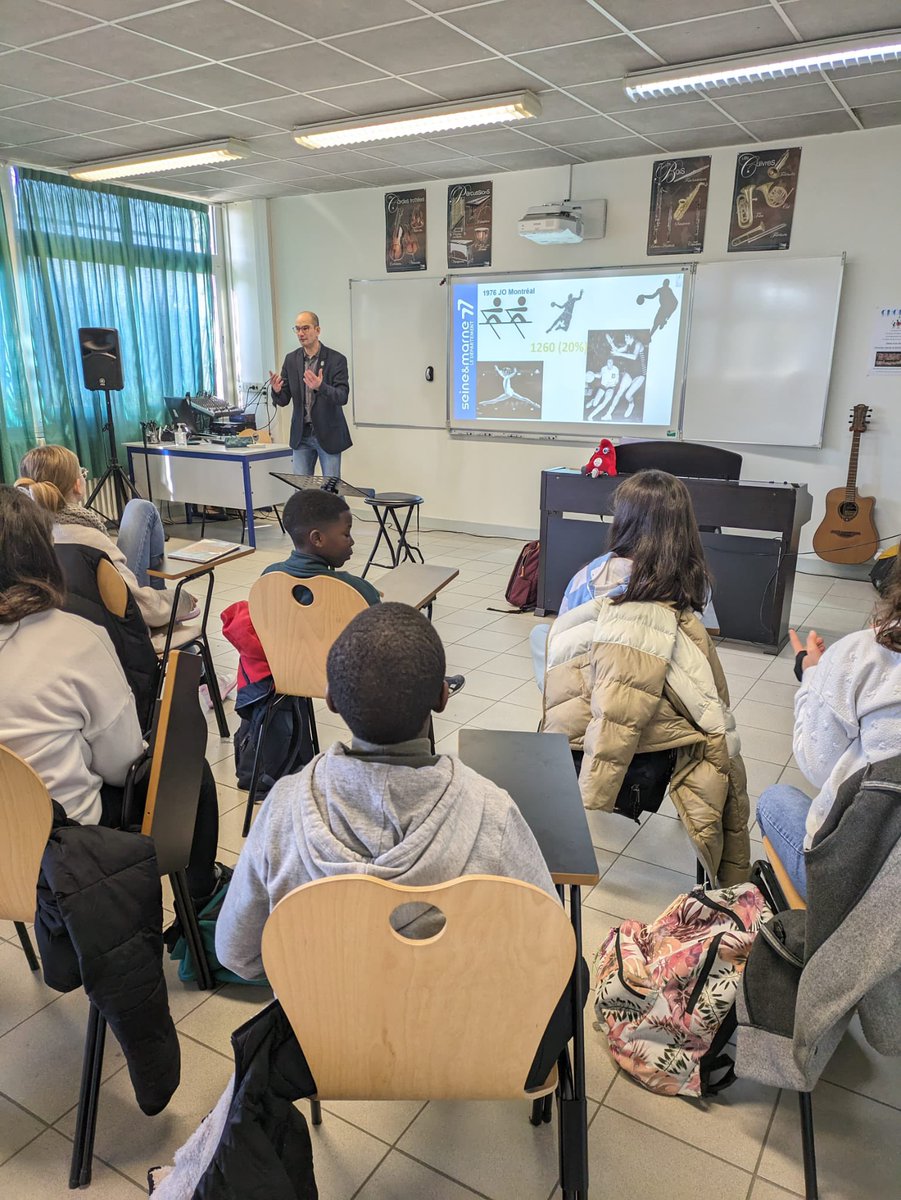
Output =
[
  {"x1": 140, "y1": 650, "x2": 207, "y2": 877},
  {"x1": 248, "y1": 572, "x2": 368, "y2": 699},
  {"x1": 262, "y1": 874, "x2": 575, "y2": 1100},
  {"x1": 0, "y1": 746, "x2": 54, "y2": 922}
]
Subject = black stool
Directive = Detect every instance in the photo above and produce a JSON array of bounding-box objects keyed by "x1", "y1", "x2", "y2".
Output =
[{"x1": 362, "y1": 492, "x2": 424, "y2": 576}]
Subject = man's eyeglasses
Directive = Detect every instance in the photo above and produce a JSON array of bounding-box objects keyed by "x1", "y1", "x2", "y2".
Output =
[{"x1": 293, "y1": 324, "x2": 315, "y2": 333}]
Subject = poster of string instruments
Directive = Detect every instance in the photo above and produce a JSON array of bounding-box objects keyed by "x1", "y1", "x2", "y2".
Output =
[
  {"x1": 646, "y1": 156, "x2": 711, "y2": 255},
  {"x1": 384, "y1": 188, "x2": 427, "y2": 272},
  {"x1": 728, "y1": 147, "x2": 801, "y2": 251}
]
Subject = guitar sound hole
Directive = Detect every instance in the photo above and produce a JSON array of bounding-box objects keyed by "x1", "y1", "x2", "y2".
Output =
[{"x1": 838, "y1": 502, "x2": 859, "y2": 521}]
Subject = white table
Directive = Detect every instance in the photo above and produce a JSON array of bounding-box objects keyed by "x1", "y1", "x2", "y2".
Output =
[{"x1": 126, "y1": 441, "x2": 295, "y2": 548}]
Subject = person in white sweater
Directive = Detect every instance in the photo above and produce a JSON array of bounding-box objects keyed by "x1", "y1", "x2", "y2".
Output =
[
  {"x1": 756, "y1": 563, "x2": 901, "y2": 898},
  {"x1": 16, "y1": 444, "x2": 195, "y2": 634},
  {"x1": 0, "y1": 485, "x2": 221, "y2": 899}
]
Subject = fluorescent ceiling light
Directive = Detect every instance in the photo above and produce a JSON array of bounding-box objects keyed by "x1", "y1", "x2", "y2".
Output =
[
  {"x1": 70, "y1": 139, "x2": 251, "y2": 182},
  {"x1": 624, "y1": 29, "x2": 901, "y2": 100},
  {"x1": 294, "y1": 92, "x2": 542, "y2": 149}
]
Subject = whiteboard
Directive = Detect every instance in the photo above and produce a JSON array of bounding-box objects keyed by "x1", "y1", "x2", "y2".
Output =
[
  {"x1": 683, "y1": 256, "x2": 844, "y2": 447},
  {"x1": 350, "y1": 276, "x2": 447, "y2": 428}
]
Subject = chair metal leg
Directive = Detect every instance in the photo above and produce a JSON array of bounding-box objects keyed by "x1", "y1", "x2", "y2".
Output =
[
  {"x1": 15, "y1": 922, "x2": 39, "y2": 971},
  {"x1": 70, "y1": 1003, "x2": 107, "y2": 1189},
  {"x1": 273, "y1": 505, "x2": 284, "y2": 534},
  {"x1": 361, "y1": 505, "x2": 393, "y2": 577},
  {"x1": 307, "y1": 698, "x2": 320, "y2": 755},
  {"x1": 310, "y1": 1099, "x2": 322, "y2": 1126},
  {"x1": 171, "y1": 870, "x2": 214, "y2": 991},
  {"x1": 199, "y1": 636, "x2": 229, "y2": 738},
  {"x1": 243, "y1": 695, "x2": 276, "y2": 837},
  {"x1": 799, "y1": 1091, "x2": 819, "y2": 1200}
]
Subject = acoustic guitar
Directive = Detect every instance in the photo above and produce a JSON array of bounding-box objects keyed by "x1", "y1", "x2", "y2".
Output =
[{"x1": 813, "y1": 404, "x2": 879, "y2": 564}]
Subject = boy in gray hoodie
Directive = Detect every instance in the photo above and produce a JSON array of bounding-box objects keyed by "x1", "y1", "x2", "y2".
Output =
[{"x1": 216, "y1": 602, "x2": 557, "y2": 982}]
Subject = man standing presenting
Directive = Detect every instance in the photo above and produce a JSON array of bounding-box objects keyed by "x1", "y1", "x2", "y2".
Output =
[{"x1": 269, "y1": 311, "x2": 352, "y2": 477}]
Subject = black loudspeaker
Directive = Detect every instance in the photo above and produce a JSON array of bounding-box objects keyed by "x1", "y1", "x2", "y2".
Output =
[{"x1": 78, "y1": 327, "x2": 124, "y2": 391}]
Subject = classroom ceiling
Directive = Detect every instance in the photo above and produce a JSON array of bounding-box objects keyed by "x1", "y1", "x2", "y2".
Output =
[{"x1": 1, "y1": 0, "x2": 900, "y2": 203}]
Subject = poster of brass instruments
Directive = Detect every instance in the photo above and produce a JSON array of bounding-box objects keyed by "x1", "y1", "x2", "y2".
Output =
[
  {"x1": 447, "y1": 180, "x2": 493, "y2": 268},
  {"x1": 647, "y1": 156, "x2": 711, "y2": 255},
  {"x1": 728, "y1": 147, "x2": 801, "y2": 251},
  {"x1": 385, "y1": 188, "x2": 427, "y2": 272}
]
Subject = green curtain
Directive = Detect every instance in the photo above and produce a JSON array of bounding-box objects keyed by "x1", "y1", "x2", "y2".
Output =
[
  {"x1": 0, "y1": 187, "x2": 35, "y2": 483},
  {"x1": 13, "y1": 169, "x2": 216, "y2": 476}
]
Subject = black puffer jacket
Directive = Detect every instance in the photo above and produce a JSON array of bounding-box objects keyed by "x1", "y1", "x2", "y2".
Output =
[{"x1": 35, "y1": 804, "x2": 180, "y2": 1116}]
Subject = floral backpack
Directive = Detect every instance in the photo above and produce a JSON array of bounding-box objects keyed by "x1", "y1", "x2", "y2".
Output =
[{"x1": 593, "y1": 884, "x2": 771, "y2": 1097}]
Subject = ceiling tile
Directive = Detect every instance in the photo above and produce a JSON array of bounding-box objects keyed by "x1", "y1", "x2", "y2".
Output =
[
  {"x1": 233, "y1": 43, "x2": 388, "y2": 91},
  {"x1": 227, "y1": 94, "x2": 349, "y2": 130},
  {"x1": 343, "y1": 165, "x2": 439, "y2": 184},
  {"x1": 0, "y1": 0, "x2": 99, "y2": 48},
  {"x1": 306, "y1": 77, "x2": 437, "y2": 116},
  {"x1": 38, "y1": 26, "x2": 205, "y2": 80},
  {"x1": 605, "y1": 0, "x2": 772, "y2": 25},
  {"x1": 0, "y1": 114, "x2": 63, "y2": 145},
  {"x1": 20, "y1": 132, "x2": 143, "y2": 161},
  {"x1": 242, "y1": 130, "x2": 310, "y2": 158},
  {"x1": 528, "y1": 113, "x2": 640, "y2": 145},
  {"x1": 151, "y1": 64, "x2": 293, "y2": 106},
  {"x1": 360, "y1": 138, "x2": 468, "y2": 166},
  {"x1": 433, "y1": 128, "x2": 539, "y2": 155},
  {"x1": 9, "y1": 146, "x2": 69, "y2": 166},
  {"x1": 742, "y1": 110, "x2": 858, "y2": 138},
  {"x1": 330, "y1": 18, "x2": 492, "y2": 75},
  {"x1": 410, "y1": 0, "x2": 477, "y2": 10},
  {"x1": 83, "y1": 123, "x2": 201, "y2": 150},
  {"x1": 512, "y1": 37, "x2": 659, "y2": 87},
  {"x1": 67, "y1": 81, "x2": 210, "y2": 121},
  {"x1": 402, "y1": 57, "x2": 542, "y2": 101},
  {"x1": 57, "y1": 0, "x2": 176, "y2": 18},
  {"x1": 156, "y1": 110, "x2": 281, "y2": 139},
  {"x1": 519, "y1": 91, "x2": 597, "y2": 123},
  {"x1": 228, "y1": 180, "x2": 310, "y2": 197},
  {"x1": 285, "y1": 148, "x2": 388, "y2": 173},
  {"x1": 639, "y1": 10, "x2": 798, "y2": 62},
  {"x1": 714, "y1": 82, "x2": 841, "y2": 122},
  {"x1": 617, "y1": 97, "x2": 740, "y2": 134},
  {"x1": 244, "y1": 0, "x2": 415, "y2": 39},
  {"x1": 0, "y1": 50, "x2": 118, "y2": 96},
  {"x1": 5, "y1": 98, "x2": 136, "y2": 134},
  {"x1": 855, "y1": 99, "x2": 901, "y2": 128},
  {"x1": 227, "y1": 158, "x2": 327, "y2": 181},
  {"x1": 481, "y1": 146, "x2": 581, "y2": 169},
  {"x1": 782, "y1": 0, "x2": 901, "y2": 40},
  {"x1": 564, "y1": 135, "x2": 656, "y2": 160},
  {"x1": 573, "y1": 79, "x2": 705, "y2": 112},
  {"x1": 287, "y1": 174, "x2": 368, "y2": 191},
  {"x1": 414, "y1": 157, "x2": 498, "y2": 178},
  {"x1": 445, "y1": 0, "x2": 618, "y2": 55},
  {"x1": 124, "y1": 0, "x2": 307, "y2": 61},
  {"x1": 0, "y1": 83, "x2": 45, "y2": 110},
  {"x1": 651, "y1": 124, "x2": 750, "y2": 151},
  {"x1": 835, "y1": 69, "x2": 901, "y2": 108}
]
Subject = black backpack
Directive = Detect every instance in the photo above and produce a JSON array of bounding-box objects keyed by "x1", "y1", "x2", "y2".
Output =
[
  {"x1": 573, "y1": 748, "x2": 676, "y2": 822},
  {"x1": 234, "y1": 692, "x2": 314, "y2": 799}
]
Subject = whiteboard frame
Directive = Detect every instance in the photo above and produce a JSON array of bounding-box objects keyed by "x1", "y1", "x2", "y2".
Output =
[{"x1": 446, "y1": 263, "x2": 696, "y2": 444}]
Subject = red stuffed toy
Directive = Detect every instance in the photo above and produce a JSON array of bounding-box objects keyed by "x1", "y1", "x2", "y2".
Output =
[{"x1": 582, "y1": 438, "x2": 617, "y2": 478}]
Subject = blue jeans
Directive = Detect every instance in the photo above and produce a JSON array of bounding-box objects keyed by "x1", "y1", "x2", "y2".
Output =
[
  {"x1": 755, "y1": 784, "x2": 811, "y2": 899},
  {"x1": 292, "y1": 436, "x2": 341, "y2": 480},
  {"x1": 116, "y1": 499, "x2": 165, "y2": 590}
]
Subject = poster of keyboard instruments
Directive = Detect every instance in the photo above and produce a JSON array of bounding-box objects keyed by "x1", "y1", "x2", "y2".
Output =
[
  {"x1": 647, "y1": 156, "x2": 710, "y2": 255},
  {"x1": 728, "y1": 147, "x2": 801, "y2": 252}
]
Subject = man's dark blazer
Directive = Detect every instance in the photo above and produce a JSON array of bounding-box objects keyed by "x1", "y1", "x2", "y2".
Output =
[{"x1": 271, "y1": 342, "x2": 352, "y2": 455}]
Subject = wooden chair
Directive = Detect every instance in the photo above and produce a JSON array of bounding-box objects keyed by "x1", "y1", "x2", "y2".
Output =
[
  {"x1": 71, "y1": 649, "x2": 214, "y2": 1189},
  {"x1": 241, "y1": 572, "x2": 367, "y2": 836},
  {"x1": 0, "y1": 747, "x2": 54, "y2": 972},
  {"x1": 262, "y1": 875, "x2": 580, "y2": 1192}
]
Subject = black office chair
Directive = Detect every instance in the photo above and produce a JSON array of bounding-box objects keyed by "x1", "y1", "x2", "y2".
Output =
[{"x1": 616, "y1": 439, "x2": 742, "y2": 481}]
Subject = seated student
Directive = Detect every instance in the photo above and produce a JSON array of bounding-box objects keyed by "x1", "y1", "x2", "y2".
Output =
[
  {"x1": 542, "y1": 469, "x2": 751, "y2": 884},
  {"x1": 17, "y1": 444, "x2": 195, "y2": 634},
  {"x1": 0, "y1": 485, "x2": 221, "y2": 902},
  {"x1": 756, "y1": 558, "x2": 901, "y2": 898}
]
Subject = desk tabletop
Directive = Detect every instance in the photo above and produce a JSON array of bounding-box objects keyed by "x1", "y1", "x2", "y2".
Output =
[
  {"x1": 126, "y1": 441, "x2": 291, "y2": 459},
  {"x1": 148, "y1": 542, "x2": 255, "y2": 580},
  {"x1": 374, "y1": 563, "x2": 459, "y2": 609},
  {"x1": 457, "y1": 729, "x2": 599, "y2": 887}
]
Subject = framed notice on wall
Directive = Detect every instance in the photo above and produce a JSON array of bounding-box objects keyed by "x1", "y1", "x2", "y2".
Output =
[
  {"x1": 647, "y1": 156, "x2": 710, "y2": 255},
  {"x1": 728, "y1": 147, "x2": 801, "y2": 252},
  {"x1": 447, "y1": 181, "x2": 492, "y2": 268},
  {"x1": 385, "y1": 188, "x2": 427, "y2": 272}
]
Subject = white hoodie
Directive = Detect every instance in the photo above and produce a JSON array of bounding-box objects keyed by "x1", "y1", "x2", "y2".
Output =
[{"x1": 216, "y1": 740, "x2": 557, "y2": 980}]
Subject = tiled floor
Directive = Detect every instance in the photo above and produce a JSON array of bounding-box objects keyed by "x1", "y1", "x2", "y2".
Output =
[{"x1": 1, "y1": 514, "x2": 897, "y2": 1199}]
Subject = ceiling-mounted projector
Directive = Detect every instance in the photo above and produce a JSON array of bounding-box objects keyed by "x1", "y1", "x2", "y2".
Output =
[{"x1": 517, "y1": 199, "x2": 606, "y2": 245}]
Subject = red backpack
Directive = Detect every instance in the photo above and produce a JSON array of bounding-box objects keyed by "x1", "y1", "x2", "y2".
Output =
[{"x1": 502, "y1": 541, "x2": 540, "y2": 612}]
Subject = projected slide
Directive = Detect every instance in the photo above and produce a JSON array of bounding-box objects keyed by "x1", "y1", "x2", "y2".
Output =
[{"x1": 450, "y1": 270, "x2": 688, "y2": 434}]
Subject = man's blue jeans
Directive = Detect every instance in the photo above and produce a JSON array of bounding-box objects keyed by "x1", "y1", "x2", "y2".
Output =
[{"x1": 292, "y1": 435, "x2": 341, "y2": 480}]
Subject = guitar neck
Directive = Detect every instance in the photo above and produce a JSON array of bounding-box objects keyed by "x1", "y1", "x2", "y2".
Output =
[{"x1": 845, "y1": 429, "x2": 862, "y2": 501}]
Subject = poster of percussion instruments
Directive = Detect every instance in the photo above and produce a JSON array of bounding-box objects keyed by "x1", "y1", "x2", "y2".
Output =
[
  {"x1": 447, "y1": 180, "x2": 493, "y2": 268},
  {"x1": 385, "y1": 188, "x2": 427, "y2": 272},
  {"x1": 728, "y1": 147, "x2": 801, "y2": 251},
  {"x1": 646, "y1": 156, "x2": 711, "y2": 255}
]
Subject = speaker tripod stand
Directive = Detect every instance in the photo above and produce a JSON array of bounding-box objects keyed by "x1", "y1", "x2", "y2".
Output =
[{"x1": 85, "y1": 385, "x2": 141, "y2": 525}]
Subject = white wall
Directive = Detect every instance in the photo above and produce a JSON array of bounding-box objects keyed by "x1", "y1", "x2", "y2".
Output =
[{"x1": 249, "y1": 124, "x2": 900, "y2": 552}]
